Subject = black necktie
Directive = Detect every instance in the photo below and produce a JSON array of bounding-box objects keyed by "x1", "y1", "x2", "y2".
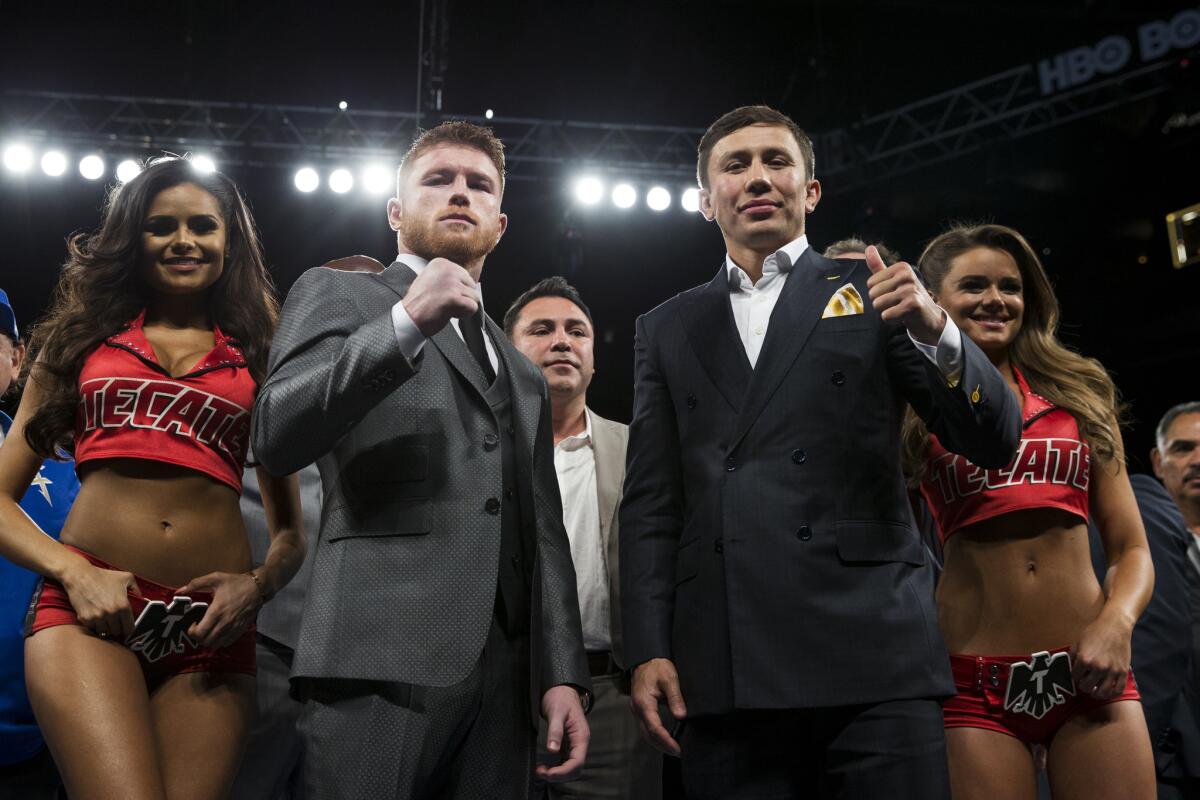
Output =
[{"x1": 461, "y1": 307, "x2": 496, "y2": 385}]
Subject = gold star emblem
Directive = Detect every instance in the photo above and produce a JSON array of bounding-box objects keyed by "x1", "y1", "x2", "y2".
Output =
[{"x1": 30, "y1": 470, "x2": 53, "y2": 505}]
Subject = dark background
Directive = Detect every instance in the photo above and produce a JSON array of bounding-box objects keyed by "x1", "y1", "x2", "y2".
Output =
[{"x1": 2, "y1": 0, "x2": 1198, "y2": 474}]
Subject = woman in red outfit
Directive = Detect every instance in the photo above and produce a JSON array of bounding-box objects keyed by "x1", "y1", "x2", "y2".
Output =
[
  {"x1": 0, "y1": 157, "x2": 303, "y2": 800},
  {"x1": 902, "y1": 223, "x2": 1155, "y2": 799}
]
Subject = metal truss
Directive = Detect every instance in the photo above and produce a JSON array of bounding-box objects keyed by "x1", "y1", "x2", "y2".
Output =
[{"x1": 0, "y1": 52, "x2": 1186, "y2": 186}]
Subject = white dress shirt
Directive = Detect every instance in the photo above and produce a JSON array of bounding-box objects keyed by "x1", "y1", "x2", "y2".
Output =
[
  {"x1": 553, "y1": 409, "x2": 611, "y2": 652},
  {"x1": 725, "y1": 234, "x2": 963, "y2": 378},
  {"x1": 389, "y1": 254, "x2": 499, "y2": 373}
]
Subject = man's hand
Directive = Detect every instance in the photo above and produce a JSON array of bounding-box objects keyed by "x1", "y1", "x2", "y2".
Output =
[
  {"x1": 400, "y1": 257, "x2": 480, "y2": 337},
  {"x1": 535, "y1": 684, "x2": 590, "y2": 782},
  {"x1": 864, "y1": 245, "x2": 945, "y2": 345},
  {"x1": 631, "y1": 658, "x2": 686, "y2": 756}
]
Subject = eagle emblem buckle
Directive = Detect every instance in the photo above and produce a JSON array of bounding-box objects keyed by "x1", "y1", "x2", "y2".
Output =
[
  {"x1": 127, "y1": 596, "x2": 209, "y2": 663},
  {"x1": 1003, "y1": 650, "x2": 1076, "y2": 719}
]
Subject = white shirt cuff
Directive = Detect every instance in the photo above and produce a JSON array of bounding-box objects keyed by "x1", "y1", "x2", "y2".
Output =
[
  {"x1": 908, "y1": 312, "x2": 963, "y2": 386},
  {"x1": 391, "y1": 300, "x2": 427, "y2": 360}
]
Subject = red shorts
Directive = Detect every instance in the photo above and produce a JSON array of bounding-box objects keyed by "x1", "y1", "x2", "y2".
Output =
[
  {"x1": 25, "y1": 544, "x2": 255, "y2": 688},
  {"x1": 944, "y1": 647, "x2": 1140, "y2": 745}
]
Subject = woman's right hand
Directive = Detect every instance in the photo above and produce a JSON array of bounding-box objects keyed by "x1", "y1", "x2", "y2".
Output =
[{"x1": 60, "y1": 562, "x2": 137, "y2": 641}]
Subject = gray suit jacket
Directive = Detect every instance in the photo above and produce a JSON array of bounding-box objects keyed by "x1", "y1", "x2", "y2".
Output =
[
  {"x1": 589, "y1": 409, "x2": 629, "y2": 668},
  {"x1": 252, "y1": 261, "x2": 589, "y2": 705}
]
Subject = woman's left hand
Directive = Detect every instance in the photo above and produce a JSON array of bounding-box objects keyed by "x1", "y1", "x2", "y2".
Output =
[
  {"x1": 1071, "y1": 617, "x2": 1133, "y2": 700},
  {"x1": 178, "y1": 571, "x2": 262, "y2": 649}
]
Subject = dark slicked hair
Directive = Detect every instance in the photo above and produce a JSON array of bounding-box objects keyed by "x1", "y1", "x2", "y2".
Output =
[
  {"x1": 696, "y1": 105, "x2": 815, "y2": 190},
  {"x1": 397, "y1": 120, "x2": 506, "y2": 195},
  {"x1": 823, "y1": 237, "x2": 901, "y2": 264},
  {"x1": 503, "y1": 276, "x2": 594, "y2": 337},
  {"x1": 1157, "y1": 401, "x2": 1200, "y2": 450}
]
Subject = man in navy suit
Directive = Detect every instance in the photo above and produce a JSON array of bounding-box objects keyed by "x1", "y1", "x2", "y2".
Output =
[{"x1": 618, "y1": 105, "x2": 1021, "y2": 799}]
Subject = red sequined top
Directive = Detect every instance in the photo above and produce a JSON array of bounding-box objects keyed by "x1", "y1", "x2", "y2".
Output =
[
  {"x1": 74, "y1": 311, "x2": 254, "y2": 493},
  {"x1": 920, "y1": 367, "x2": 1090, "y2": 541}
]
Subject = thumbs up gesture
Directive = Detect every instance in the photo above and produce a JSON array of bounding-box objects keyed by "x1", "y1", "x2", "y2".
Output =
[{"x1": 864, "y1": 245, "x2": 946, "y2": 345}]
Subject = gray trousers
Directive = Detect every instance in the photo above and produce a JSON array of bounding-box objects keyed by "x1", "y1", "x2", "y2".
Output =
[
  {"x1": 533, "y1": 671, "x2": 662, "y2": 800},
  {"x1": 300, "y1": 616, "x2": 533, "y2": 800},
  {"x1": 230, "y1": 636, "x2": 305, "y2": 800}
]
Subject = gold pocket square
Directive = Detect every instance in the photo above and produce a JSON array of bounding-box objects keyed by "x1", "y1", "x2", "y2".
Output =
[{"x1": 821, "y1": 284, "x2": 864, "y2": 318}]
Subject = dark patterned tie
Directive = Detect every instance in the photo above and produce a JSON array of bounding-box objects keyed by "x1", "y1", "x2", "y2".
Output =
[{"x1": 461, "y1": 307, "x2": 496, "y2": 385}]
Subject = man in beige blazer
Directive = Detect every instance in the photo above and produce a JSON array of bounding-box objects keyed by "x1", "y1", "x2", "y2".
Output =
[{"x1": 507, "y1": 277, "x2": 661, "y2": 799}]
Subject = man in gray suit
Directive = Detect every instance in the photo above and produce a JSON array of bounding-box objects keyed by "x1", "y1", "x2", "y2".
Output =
[
  {"x1": 252, "y1": 121, "x2": 591, "y2": 800},
  {"x1": 506, "y1": 277, "x2": 662, "y2": 800}
]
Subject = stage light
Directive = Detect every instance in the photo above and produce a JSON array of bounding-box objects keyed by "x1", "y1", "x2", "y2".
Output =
[
  {"x1": 485, "y1": 109, "x2": 494, "y2": 120},
  {"x1": 40, "y1": 150, "x2": 67, "y2": 177},
  {"x1": 329, "y1": 168, "x2": 354, "y2": 193},
  {"x1": 79, "y1": 155, "x2": 105, "y2": 180},
  {"x1": 192, "y1": 154, "x2": 216, "y2": 174},
  {"x1": 363, "y1": 164, "x2": 392, "y2": 194},
  {"x1": 681, "y1": 187, "x2": 701, "y2": 213},
  {"x1": 339, "y1": 100, "x2": 348, "y2": 110},
  {"x1": 612, "y1": 183, "x2": 636, "y2": 209},
  {"x1": 294, "y1": 167, "x2": 319, "y2": 193},
  {"x1": 573, "y1": 176, "x2": 604, "y2": 205},
  {"x1": 3, "y1": 143, "x2": 33, "y2": 173},
  {"x1": 116, "y1": 159, "x2": 142, "y2": 183},
  {"x1": 647, "y1": 186, "x2": 671, "y2": 211}
]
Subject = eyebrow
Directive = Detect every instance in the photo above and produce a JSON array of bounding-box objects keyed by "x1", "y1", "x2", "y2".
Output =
[
  {"x1": 524, "y1": 317, "x2": 591, "y2": 330},
  {"x1": 720, "y1": 147, "x2": 793, "y2": 163},
  {"x1": 421, "y1": 166, "x2": 495, "y2": 188}
]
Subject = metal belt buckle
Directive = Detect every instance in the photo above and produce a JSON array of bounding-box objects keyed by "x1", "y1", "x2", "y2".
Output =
[
  {"x1": 1002, "y1": 650, "x2": 1076, "y2": 719},
  {"x1": 128, "y1": 596, "x2": 209, "y2": 663}
]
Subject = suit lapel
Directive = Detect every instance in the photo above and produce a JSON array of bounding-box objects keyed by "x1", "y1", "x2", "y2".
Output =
[
  {"x1": 729, "y1": 249, "x2": 851, "y2": 451},
  {"x1": 678, "y1": 266, "x2": 752, "y2": 412},
  {"x1": 590, "y1": 412, "x2": 622, "y2": 550}
]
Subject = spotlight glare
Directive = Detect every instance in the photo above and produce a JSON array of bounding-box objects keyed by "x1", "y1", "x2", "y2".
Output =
[
  {"x1": 338, "y1": 100, "x2": 348, "y2": 110},
  {"x1": 612, "y1": 183, "x2": 637, "y2": 209},
  {"x1": 573, "y1": 176, "x2": 604, "y2": 206},
  {"x1": 79, "y1": 154, "x2": 105, "y2": 180},
  {"x1": 192, "y1": 154, "x2": 216, "y2": 174},
  {"x1": 647, "y1": 186, "x2": 671, "y2": 211},
  {"x1": 363, "y1": 164, "x2": 392, "y2": 194},
  {"x1": 681, "y1": 187, "x2": 701, "y2": 213},
  {"x1": 329, "y1": 168, "x2": 354, "y2": 194},
  {"x1": 3, "y1": 143, "x2": 33, "y2": 173},
  {"x1": 485, "y1": 108, "x2": 494, "y2": 120},
  {"x1": 40, "y1": 150, "x2": 67, "y2": 177},
  {"x1": 116, "y1": 159, "x2": 142, "y2": 183},
  {"x1": 294, "y1": 167, "x2": 320, "y2": 193}
]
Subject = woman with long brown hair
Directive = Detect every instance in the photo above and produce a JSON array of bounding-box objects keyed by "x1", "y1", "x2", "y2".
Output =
[
  {"x1": 903, "y1": 223, "x2": 1155, "y2": 799},
  {"x1": 0, "y1": 157, "x2": 304, "y2": 799}
]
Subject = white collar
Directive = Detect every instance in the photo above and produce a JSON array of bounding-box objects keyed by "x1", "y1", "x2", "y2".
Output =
[
  {"x1": 725, "y1": 233, "x2": 810, "y2": 291},
  {"x1": 556, "y1": 407, "x2": 593, "y2": 452},
  {"x1": 397, "y1": 253, "x2": 485, "y2": 305}
]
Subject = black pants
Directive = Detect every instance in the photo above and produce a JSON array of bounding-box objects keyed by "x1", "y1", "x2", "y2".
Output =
[
  {"x1": 0, "y1": 747, "x2": 62, "y2": 800},
  {"x1": 679, "y1": 699, "x2": 950, "y2": 800}
]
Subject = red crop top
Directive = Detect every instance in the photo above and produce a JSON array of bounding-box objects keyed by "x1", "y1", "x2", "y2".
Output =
[
  {"x1": 74, "y1": 311, "x2": 254, "y2": 493},
  {"x1": 919, "y1": 367, "x2": 1090, "y2": 542}
]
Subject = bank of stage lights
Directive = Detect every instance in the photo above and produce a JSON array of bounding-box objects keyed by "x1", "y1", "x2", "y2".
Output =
[{"x1": 4, "y1": 144, "x2": 703, "y2": 213}]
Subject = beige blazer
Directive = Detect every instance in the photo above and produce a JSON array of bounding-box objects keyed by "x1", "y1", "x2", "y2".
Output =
[{"x1": 590, "y1": 408, "x2": 629, "y2": 668}]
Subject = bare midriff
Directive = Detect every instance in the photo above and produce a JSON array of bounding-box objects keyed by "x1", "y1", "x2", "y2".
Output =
[
  {"x1": 937, "y1": 506, "x2": 1104, "y2": 655},
  {"x1": 60, "y1": 459, "x2": 251, "y2": 587}
]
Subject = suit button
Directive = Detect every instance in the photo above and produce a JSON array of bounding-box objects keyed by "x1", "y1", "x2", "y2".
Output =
[
  {"x1": 507, "y1": 426, "x2": 515, "y2": 436},
  {"x1": 483, "y1": 433, "x2": 500, "y2": 450},
  {"x1": 796, "y1": 525, "x2": 812, "y2": 541},
  {"x1": 725, "y1": 457, "x2": 737, "y2": 472},
  {"x1": 511, "y1": 554, "x2": 521, "y2": 569},
  {"x1": 504, "y1": 486, "x2": 514, "y2": 500},
  {"x1": 714, "y1": 537, "x2": 724, "y2": 554},
  {"x1": 686, "y1": 394, "x2": 697, "y2": 410},
  {"x1": 791, "y1": 449, "x2": 807, "y2": 465},
  {"x1": 831, "y1": 370, "x2": 846, "y2": 386},
  {"x1": 485, "y1": 498, "x2": 501, "y2": 514}
]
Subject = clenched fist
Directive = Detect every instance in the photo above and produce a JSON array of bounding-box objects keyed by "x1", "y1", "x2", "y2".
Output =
[{"x1": 401, "y1": 258, "x2": 481, "y2": 337}]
